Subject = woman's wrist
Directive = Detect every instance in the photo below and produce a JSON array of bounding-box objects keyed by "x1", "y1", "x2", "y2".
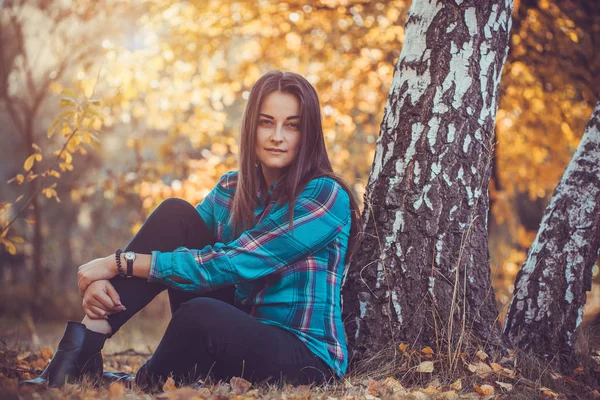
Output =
[
  {"x1": 132, "y1": 253, "x2": 151, "y2": 278},
  {"x1": 112, "y1": 252, "x2": 151, "y2": 278}
]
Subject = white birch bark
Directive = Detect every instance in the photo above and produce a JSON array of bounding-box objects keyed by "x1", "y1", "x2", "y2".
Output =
[
  {"x1": 503, "y1": 99, "x2": 600, "y2": 365},
  {"x1": 343, "y1": 0, "x2": 513, "y2": 360}
]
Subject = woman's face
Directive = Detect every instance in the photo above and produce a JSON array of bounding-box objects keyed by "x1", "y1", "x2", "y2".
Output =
[{"x1": 255, "y1": 91, "x2": 301, "y2": 186}]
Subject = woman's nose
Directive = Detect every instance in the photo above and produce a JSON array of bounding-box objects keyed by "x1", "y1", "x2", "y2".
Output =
[{"x1": 271, "y1": 124, "x2": 284, "y2": 141}]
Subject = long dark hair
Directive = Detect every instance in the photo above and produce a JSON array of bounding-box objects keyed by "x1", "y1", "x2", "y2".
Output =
[{"x1": 231, "y1": 70, "x2": 363, "y2": 264}]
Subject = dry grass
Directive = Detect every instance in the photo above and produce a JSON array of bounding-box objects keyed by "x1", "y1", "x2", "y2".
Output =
[{"x1": 3, "y1": 297, "x2": 600, "y2": 399}]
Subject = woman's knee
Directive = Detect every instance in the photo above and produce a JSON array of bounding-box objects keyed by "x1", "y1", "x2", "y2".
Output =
[
  {"x1": 154, "y1": 198, "x2": 196, "y2": 217},
  {"x1": 170, "y1": 297, "x2": 234, "y2": 330}
]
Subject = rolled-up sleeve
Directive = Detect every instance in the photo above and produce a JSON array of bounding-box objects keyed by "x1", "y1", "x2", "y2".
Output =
[{"x1": 148, "y1": 177, "x2": 350, "y2": 292}]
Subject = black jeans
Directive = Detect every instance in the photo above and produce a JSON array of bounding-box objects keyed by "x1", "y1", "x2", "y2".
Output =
[{"x1": 106, "y1": 198, "x2": 334, "y2": 388}]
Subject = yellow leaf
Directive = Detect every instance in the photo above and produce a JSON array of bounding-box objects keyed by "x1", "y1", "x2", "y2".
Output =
[
  {"x1": 468, "y1": 361, "x2": 492, "y2": 378},
  {"x1": 450, "y1": 378, "x2": 462, "y2": 391},
  {"x1": 24, "y1": 154, "x2": 37, "y2": 171},
  {"x1": 496, "y1": 381, "x2": 513, "y2": 391},
  {"x1": 416, "y1": 361, "x2": 434, "y2": 373},
  {"x1": 7, "y1": 174, "x2": 24, "y2": 185},
  {"x1": 41, "y1": 348, "x2": 53, "y2": 360},
  {"x1": 162, "y1": 377, "x2": 176, "y2": 392},
  {"x1": 8, "y1": 236, "x2": 24, "y2": 244},
  {"x1": 84, "y1": 106, "x2": 104, "y2": 120},
  {"x1": 61, "y1": 89, "x2": 77, "y2": 100},
  {"x1": 35, "y1": 154, "x2": 42, "y2": 161},
  {"x1": 59, "y1": 98, "x2": 77, "y2": 108},
  {"x1": 1, "y1": 239, "x2": 17, "y2": 255},
  {"x1": 399, "y1": 343, "x2": 409, "y2": 353},
  {"x1": 540, "y1": 387, "x2": 559, "y2": 398},
  {"x1": 491, "y1": 362, "x2": 503, "y2": 372},
  {"x1": 382, "y1": 377, "x2": 404, "y2": 393},
  {"x1": 475, "y1": 350, "x2": 488, "y2": 360},
  {"x1": 26, "y1": 173, "x2": 38, "y2": 182},
  {"x1": 62, "y1": 151, "x2": 73, "y2": 164},
  {"x1": 421, "y1": 346, "x2": 434, "y2": 355},
  {"x1": 15, "y1": 194, "x2": 24, "y2": 202}
]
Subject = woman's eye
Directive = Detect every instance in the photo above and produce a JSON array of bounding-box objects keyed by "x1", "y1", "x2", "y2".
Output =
[
  {"x1": 287, "y1": 123, "x2": 300, "y2": 129},
  {"x1": 259, "y1": 120, "x2": 272, "y2": 126}
]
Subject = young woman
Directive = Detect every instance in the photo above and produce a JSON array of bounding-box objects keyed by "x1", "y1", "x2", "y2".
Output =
[{"x1": 22, "y1": 70, "x2": 362, "y2": 391}]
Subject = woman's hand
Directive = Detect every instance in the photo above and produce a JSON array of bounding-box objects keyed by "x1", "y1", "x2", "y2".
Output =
[
  {"x1": 82, "y1": 280, "x2": 126, "y2": 320},
  {"x1": 78, "y1": 255, "x2": 118, "y2": 297}
]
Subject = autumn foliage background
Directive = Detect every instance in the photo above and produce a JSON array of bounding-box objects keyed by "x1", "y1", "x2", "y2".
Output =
[{"x1": 0, "y1": 0, "x2": 599, "y2": 351}]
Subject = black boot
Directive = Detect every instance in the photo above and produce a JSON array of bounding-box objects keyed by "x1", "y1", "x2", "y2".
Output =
[{"x1": 20, "y1": 321, "x2": 107, "y2": 388}]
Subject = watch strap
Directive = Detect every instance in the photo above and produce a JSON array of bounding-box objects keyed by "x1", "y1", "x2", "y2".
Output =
[
  {"x1": 115, "y1": 249, "x2": 126, "y2": 278},
  {"x1": 126, "y1": 255, "x2": 134, "y2": 278}
]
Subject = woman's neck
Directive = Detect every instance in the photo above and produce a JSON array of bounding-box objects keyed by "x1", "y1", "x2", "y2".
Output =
[{"x1": 260, "y1": 165, "x2": 280, "y2": 188}]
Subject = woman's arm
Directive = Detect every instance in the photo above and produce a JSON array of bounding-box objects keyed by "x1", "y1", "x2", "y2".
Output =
[
  {"x1": 76, "y1": 172, "x2": 232, "y2": 295},
  {"x1": 77, "y1": 253, "x2": 152, "y2": 296},
  {"x1": 148, "y1": 177, "x2": 351, "y2": 292}
]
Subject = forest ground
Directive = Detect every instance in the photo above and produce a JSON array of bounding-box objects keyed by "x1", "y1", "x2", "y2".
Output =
[{"x1": 1, "y1": 295, "x2": 599, "y2": 399}]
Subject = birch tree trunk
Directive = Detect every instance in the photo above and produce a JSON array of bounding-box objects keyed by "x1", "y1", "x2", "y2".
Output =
[
  {"x1": 342, "y1": 0, "x2": 513, "y2": 363},
  {"x1": 503, "y1": 99, "x2": 600, "y2": 366}
]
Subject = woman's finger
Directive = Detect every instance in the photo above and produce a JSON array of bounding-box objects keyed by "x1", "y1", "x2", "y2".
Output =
[
  {"x1": 88, "y1": 304, "x2": 108, "y2": 319},
  {"x1": 83, "y1": 306, "x2": 104, "y2": 320},
  {"x1": 105, "y1": 283, "x2": 123, "y2": 307},
  {"x1": 94, "y1": 290, "x2": 117, "y2": 310},
  {"x1": 86, "y1": 296, "x2": 112, "y2": 313}
]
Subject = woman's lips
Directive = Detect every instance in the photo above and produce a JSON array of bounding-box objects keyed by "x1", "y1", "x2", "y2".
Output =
[{"x1": 266, "y1": 149, "x2": 286, "y2": 154}]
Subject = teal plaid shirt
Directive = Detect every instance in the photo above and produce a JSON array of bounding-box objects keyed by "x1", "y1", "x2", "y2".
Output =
[{"x1": 148, "y1": 169, "x2": 352, "y2": 377}]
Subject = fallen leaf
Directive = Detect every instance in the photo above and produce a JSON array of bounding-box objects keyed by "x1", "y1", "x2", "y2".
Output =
[
  {"x1": 162, "y1": 377, "x2": 176, "y2": 392},
  {"x1": 41, "y1": 348, "x2": 53, "y2": 360},
  {"x1": 541, "y1": 387, "x2": 559, "y2": 398},
  {"x1": 474, "y1": 384, "x2": 494, "y2": 396},
  {"x1": 574, "y1": 365, "x2": 585, "y2": 376},
  {"x1": 450, "y1": 378, "x2": 462, "y2": 391},
  {"x1": 475, "y1": 350, "x2": 489, "y2": 361},
  {"x1": 231, "y1": 376, "x2": 251, "y2": 394},
  {"x1": 491, "y1": 362, "x2": 503, "y2": 372},
  {"x1": 407, "y1": 391, "x2": 428, "y2": 400},
  {"x1": 416, "y1": 361, "x2": 434, "y2": 373},
  {"x1": 421, "y1": 346, "x2": 434, "y2": 355},
  {"x1": 399, "y1": 343, "x2": 409, "y2": 353},
  {"x1": 424, "y1": 384, "x2": 439, "y2": 395},
  {"x1": 496, "y1": 381, "x2": 513, "y2": 391},
  {"x1": 382, "y1": 377, "x2": 404, "y2": 393},
  {"x1": 367, "y1": 378, "x2": 384, "y2": 396},
  {"x1": 17, "y1": 351, "x2": 31, "y2": 360},
  {"x1": 467, "y1": 361, "x2": 492, "y2": 378},
  {"x1": 108, "y1": 382, "x2": 126, "y2": 398},
  {"x1": 439, "y1": 390, "x2": 458, "y2": 399}
]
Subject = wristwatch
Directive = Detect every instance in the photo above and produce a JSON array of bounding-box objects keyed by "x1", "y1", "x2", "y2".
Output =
[{"x1": 123, "y1": 251, "x2": 136, "y2": 278}]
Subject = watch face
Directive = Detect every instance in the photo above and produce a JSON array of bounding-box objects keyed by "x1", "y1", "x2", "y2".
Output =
[{"x1": 124, "y1": 252, "x2": 136, "y2": 261}]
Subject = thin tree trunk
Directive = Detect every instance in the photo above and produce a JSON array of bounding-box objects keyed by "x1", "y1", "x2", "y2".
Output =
[
  {"x1": 23, "y1": 118, "x2": 44, "y2": 306},
  {"x1": 503, "y1": 99, "x2": 600, "y2": 367},
  {"x1": 343, "y1": 0, "x2": 513, "y2": 364}
]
